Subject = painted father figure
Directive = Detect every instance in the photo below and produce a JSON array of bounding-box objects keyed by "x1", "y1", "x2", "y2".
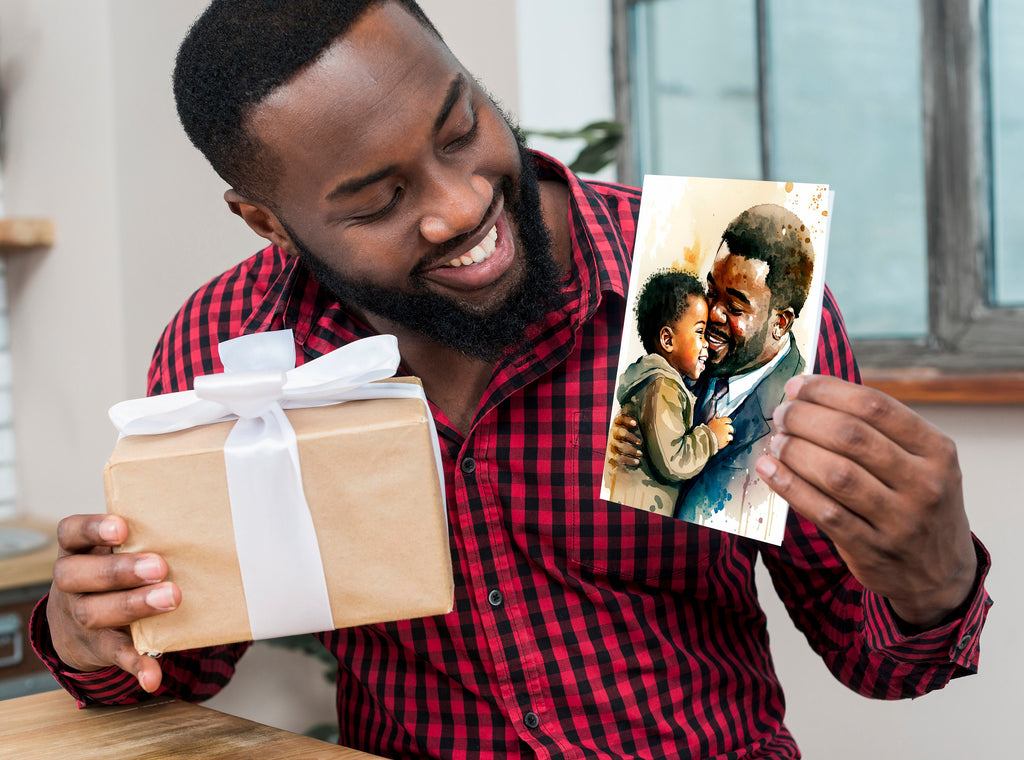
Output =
[
  {"x1": 35, "y1": 1, "x2": 990, "y2": 758},
  {"x1": 616, "y1": 203, "x2": 817, "y2": 540}
]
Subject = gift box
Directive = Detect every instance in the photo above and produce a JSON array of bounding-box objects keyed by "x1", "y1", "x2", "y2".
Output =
[{"x1": 103, "y1": 331, "x2": 453, "y2": 655}]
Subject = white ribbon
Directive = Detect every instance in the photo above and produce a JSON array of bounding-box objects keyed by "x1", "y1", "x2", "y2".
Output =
[{"x1": 110, "y1": 330, "x2": 444, "y2": 641}]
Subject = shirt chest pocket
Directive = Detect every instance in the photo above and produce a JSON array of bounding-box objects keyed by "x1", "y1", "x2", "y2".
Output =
[{"x1": 564, "y1": 412, "x2": 724, "y2": 590}]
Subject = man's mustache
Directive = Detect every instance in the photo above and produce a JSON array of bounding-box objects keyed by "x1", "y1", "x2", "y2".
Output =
[
  {"x1": 414, "y1": 185, "x2": 503, "y2": 274},
  {"x1": 706, "y1": 326, "x2": 731, "y2": 345}
]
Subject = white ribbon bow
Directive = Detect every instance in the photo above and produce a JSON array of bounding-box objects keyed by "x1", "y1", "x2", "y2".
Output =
[{"x1": 109, "y1": 330, "x2": 438, "y2": 641}]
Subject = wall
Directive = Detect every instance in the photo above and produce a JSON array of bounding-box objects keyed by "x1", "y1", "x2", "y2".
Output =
[
  {"x1": 0, "y1": 1, "x2": 1018, "y2": 756},
  {"x1": 758, "y1": 403, "x2": 1019, "y2": 758},
  {"x1": 0, "y1": 0, "x2": 262, "y2": 525}
]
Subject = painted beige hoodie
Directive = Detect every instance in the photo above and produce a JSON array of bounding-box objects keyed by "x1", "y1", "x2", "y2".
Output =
[{"x1": 604, "y1": 354, "x2": 719, "y2": 517}]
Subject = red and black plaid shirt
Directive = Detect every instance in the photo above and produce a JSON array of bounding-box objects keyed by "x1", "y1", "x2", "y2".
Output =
[{"x1": 33, "y1": 153, "x2": 991, "y2": 759}]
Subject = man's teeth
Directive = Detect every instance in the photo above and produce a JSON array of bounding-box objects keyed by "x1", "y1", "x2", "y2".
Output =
[{"x1": 446, "y1": 225, "x2": 498, "y2": 268}]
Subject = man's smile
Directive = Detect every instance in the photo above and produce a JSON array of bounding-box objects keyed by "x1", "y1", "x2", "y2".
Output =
[
  {"x1": 706, "y1": 327, "x2": 730, "y2": 353},
  {"x1": 419, "y1": 204, "x2": 517, "y2": 293},
  {"x1": 445, "y1": 224, "x2": 497, "y2": 267}
]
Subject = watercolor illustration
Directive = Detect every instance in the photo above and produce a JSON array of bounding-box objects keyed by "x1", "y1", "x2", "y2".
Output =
[{"x1": 601, "y1": 175, "x2": 832, "y2": 545}]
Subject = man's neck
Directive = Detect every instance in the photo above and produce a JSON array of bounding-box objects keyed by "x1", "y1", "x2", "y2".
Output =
[{"x1": 366, "y1": 317, "x2": 495, "y2": 434}]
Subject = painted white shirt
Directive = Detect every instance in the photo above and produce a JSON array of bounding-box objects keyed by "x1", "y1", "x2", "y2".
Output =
[{"x1": 717, "y1": 334, "x2": 792, "y2": 418}]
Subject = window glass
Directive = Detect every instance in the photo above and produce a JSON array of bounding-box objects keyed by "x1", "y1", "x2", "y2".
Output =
[
  {"x1": 990, "y1": 0, "x2": 1024, "y2": 307},
  {"x1": 630, "y1": 1, "x2": 760, "y2": 180},
  {"x1": 766, "y1": 1, "x2": 927, "y2": 338},
  {"x1": 628, "y1": 0, "x2": 929, "y2": 339}
]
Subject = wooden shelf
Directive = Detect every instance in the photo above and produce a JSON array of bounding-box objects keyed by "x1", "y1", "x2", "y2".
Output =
[
  {"x1": 0, "y1": 218, "x2": 55, "y2": 249},
  {"x1": 862, "y1": 367, "x2": 1024, "y2": 404}
]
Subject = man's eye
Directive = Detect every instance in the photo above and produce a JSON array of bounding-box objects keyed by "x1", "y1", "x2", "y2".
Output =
[
  {"x1": 353, "y1": 188, "x2": 403, "y2": 222},
  {"x1": 443, "y1": 111, "x2": 479, "y2": 153}
]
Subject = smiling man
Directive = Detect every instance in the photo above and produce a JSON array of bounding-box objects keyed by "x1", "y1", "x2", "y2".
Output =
[
  {"x1": 33, "y1": 2, "x2": 991, "y2": 759},
  {"x1": 674, "y1": 204, "x2": 815, "y2": 528}
]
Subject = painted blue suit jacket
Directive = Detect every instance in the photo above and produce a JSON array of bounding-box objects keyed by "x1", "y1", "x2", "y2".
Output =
[{"x1": 675, "y1": 344, "x2": 805, "y2": 539}]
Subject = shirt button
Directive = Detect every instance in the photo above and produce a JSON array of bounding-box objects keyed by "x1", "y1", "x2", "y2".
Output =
[
  {"x1": 523, "y1": 711, "x2": 540, "y2": 729},
  {"x1": 460, "y1": 457, "x2": 476, "y2": 474},
  {"x1": 487, "y1": 589, "x2": 503, "y2": 607},
  {"x1": 956, "y1": 634, "x2": 972, "y2": 651}
]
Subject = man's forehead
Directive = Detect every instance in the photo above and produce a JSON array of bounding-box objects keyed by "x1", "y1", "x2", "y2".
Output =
[
  {"x1": 244, "y1": 2, "x2": 461, "y2": 172},
  {"x1": 712, "y1": 244, "x2": 769, "y2": 282},
  {"x1": 261, "y1": 5, "x2": 448, "y2": 105}
]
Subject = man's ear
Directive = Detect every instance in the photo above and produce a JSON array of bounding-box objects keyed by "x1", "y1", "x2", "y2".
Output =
[
  {"x1": 224, "y1": 189, "x2": 297, "y2": 256},
  {"x1": 771, "y1": 308, "x2": 796, "y2": 340}
]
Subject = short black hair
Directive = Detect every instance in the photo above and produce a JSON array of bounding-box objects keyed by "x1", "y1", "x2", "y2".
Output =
[
  {"x1": 634, "y1": 270, "x2": 706, "y2": 355},
  {"x1": 720, "y1": 204, "x2": 815, "y2": 317},
  {"x1": 173, "y1": 0, "x2": 440, "y2": 205}
]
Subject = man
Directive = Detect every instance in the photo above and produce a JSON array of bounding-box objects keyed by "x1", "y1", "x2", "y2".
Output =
[
  {"x1": 678, "y1": 203, "x2": 814, "y2": 536},
  {"x1": 34, "y1": 1, "x2": 990, "y2": 758}
]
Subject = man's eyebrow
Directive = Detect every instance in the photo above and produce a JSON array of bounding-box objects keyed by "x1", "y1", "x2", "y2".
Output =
[
  {"x1": 325, "y1": 165, "x2": 398, "y2": 201},
  {"x1": 324, "y1": 74, "x2": 467, "y2": 203},
  {"x1": 434, "y1": 74, "x2": 466, "y2": 135},
  {"x1": 707, "y1": 272, "x2": 753, "y2": 306},
  {"x1": 725, "y1": 287, "x2": 752, "y2": 306}
]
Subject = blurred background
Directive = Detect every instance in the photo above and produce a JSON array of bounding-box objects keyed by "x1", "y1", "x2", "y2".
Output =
[{"x1": 0, "y1": 1, "x2": 1018, "y2": 756}]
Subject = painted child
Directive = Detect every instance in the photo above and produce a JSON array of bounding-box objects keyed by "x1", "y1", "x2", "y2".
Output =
[{"x1": 605, "y1": 270, "x2": 733, "y2": 517}]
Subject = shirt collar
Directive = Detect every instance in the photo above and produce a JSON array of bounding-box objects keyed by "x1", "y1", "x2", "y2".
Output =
[{"x1": 532, "y1": 150, "x2": 631, "y2": 306}]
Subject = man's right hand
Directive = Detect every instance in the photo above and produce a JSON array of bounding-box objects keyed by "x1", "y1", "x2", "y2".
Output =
[
  {"x1": 608, "y1": 412, "x2": 643, "y2": 468},
  {"x1": 47, "y1": 514, "x2": 180, "y2": 693}
]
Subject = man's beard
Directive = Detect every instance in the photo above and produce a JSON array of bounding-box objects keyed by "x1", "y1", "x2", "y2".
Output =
[
  {"x1": 707, "y1": 316, "x2": 772, "y2": 377},
  {"x1": 287, "y1": 143, "x2": 563, "y2": 362}
]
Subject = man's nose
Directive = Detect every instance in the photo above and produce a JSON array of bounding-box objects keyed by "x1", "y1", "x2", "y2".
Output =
[
  {"x1": 708, "y1": 299, "x2": 728, "y2": 324},
  {"x1": 418, "y1": 170, "x2": 492, "y2": 245}
]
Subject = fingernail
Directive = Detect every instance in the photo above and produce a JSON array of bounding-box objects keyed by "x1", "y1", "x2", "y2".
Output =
[
  {"x1": 769, "y1": 433, "x2": 786, "y2": 457},
  {"x1": 773, "y1": 402, "x2": 790, "y2": 430},
  {"x1": 756, "y1": 457, "x2": 778, "y2": 479},
  {"x1": 135, "y1": 557, "x2": 164, "y2": 582},
  {"x1": 784, "y1": 375, "x2": 807, "y2": 397},
  {"x1": 138, "y1": 670, "x2": 154, "y2": 693},
  {"x1": 98, "y1": 518, "x2": 120, "y2": 542},
  {"x1": 146, "y1": 585, "x2": 177, "y2": 611}
]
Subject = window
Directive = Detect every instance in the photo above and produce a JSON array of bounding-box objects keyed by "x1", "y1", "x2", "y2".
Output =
[{"x1": 613, "y1": 0, "x2": 1024, "y2": 397}]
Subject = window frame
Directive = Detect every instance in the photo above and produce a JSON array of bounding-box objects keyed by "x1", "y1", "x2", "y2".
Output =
[{"x1": 612, "y1": 0, "x2": 1024, "y2": 402}]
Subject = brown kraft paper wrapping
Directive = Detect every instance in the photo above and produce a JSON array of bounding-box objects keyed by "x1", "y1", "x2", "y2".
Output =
[{"x1": 104, "y1": 395, "x2": 454, "y2": 655}]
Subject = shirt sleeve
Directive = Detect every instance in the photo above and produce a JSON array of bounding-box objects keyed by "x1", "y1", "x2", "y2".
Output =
[
  {"x1": 641, "y1": 375, "x2": 719, "y2": 482},
  {"x1": 29, "y1": 594, "x2": 251, "y2": 708},
  {"x1": 759, "y1": 286, "x2": 993, "y2": 698}
]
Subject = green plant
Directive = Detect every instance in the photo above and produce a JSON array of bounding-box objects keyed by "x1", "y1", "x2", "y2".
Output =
[{"x1": 524, "y1": 120, "x2": 623, "y2": 174}]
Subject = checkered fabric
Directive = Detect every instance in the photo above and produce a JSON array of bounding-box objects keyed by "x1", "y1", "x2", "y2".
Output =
[{"x1": 32, "y1": 152, "x2": 991, "y2": 759}]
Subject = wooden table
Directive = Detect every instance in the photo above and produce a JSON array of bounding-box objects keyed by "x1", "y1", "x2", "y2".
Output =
[{"x1": 0, "y1": 689, "x2": 387, "y2": 759}]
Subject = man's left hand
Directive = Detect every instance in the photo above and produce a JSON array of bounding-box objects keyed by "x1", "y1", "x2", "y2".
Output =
[{"x1": 756, "y1": 374, "x2": 977, "y2": 629}]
